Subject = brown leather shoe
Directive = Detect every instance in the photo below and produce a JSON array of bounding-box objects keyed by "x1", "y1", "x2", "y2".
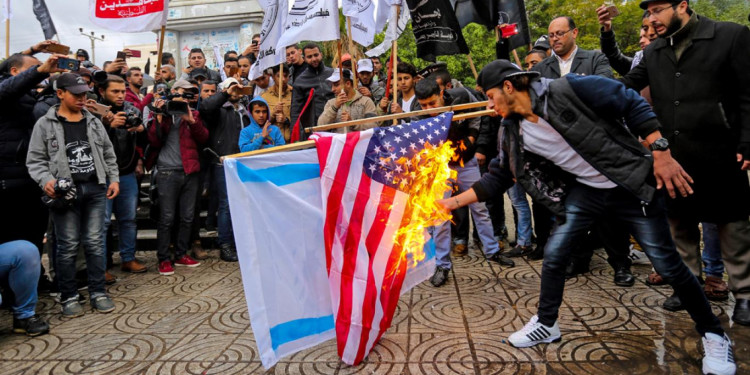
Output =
[
  {"x1": 105, "y1": 271, "x2": 117, "y2": 285},
  {"x1": 121, "y1": 259, "x2": 147, "y2": 274},
  {"x1": 191, "y1": 240, "x2": 209, "y2": 260},
  {"x1": 704, "y1": 275, "x2": 729, "y2": 301},
  {"x1": 452, "y1": 243, "x2": 468, "y2": 256}
]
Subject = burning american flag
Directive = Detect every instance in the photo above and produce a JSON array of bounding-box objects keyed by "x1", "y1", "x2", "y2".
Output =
[{"x1": 314, "y1": 112, "x2": 455, "y2": 365}]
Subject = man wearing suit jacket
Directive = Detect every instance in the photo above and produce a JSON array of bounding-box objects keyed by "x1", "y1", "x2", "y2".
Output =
[{"x1": 532, "y1": 17, "x2": 614, "y2": 79}]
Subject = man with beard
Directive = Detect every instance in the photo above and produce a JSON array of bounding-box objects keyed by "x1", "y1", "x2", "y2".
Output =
[
  {"x1": 125, "y1": 67, "x2": 154, "y2": 112},
  {"x1": 620, "y1": 0, "x2": 750, "y2": 326},
  {"x1": 180, "y1": 48, "x2": 221, "y2": 83},
  {"x1": 158, "y1": 65, "x2": 177, "y2": 89},
  {"x1": 199, "y1": 78, "x2": 253, "y2": 262},
  {"x1": 97, "y1": 74, "x2": 147, "y2": 274},
  {"x1": 355, "y1": 59, "x2": 385, "y2": 105},
  {"x1": 290, "y1": 43, "x2": 334, "y2": 140}
]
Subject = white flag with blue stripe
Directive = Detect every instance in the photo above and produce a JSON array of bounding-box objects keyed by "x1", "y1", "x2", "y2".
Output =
[{"x1": 224, "y1": 147, "x2": 435, "y2": 369}]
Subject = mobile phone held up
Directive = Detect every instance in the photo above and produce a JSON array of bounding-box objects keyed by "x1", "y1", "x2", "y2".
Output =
[
  {"x1": 499, "y1": 23, "x2": 519, "y2": 38},
  {"x1": 46, "y1": 44, "x2": 71, "y2": 55},
  {"x1": 57, "y1": 58, "x2": 80, "y2": 71},
  {"x1": 607, "y1": 5, "x2": 620, "y2": 18}
]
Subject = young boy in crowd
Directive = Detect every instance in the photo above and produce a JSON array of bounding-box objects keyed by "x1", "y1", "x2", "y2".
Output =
[
  {"x1": 238, "y1": 97, "x2": 285, "y2": 152},
  {"x1": 26, "y1": 73, "x2": 120, "y2": 317}
]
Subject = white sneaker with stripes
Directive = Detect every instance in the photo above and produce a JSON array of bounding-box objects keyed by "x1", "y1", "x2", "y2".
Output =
[
  {"x1": 508, "y1": 315, "x2": 561, "y2": 348},
  {"x1": 702, "y1": 332, "x2": 735, "y2": 375}
]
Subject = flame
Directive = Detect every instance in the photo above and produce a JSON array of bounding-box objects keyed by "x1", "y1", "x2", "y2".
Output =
[{"x1": 393, "y1": 140, "x2": 457, "y2": 268}]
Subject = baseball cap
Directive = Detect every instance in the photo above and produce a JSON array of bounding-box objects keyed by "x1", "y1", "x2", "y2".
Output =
[
  {"x1": 75, "y1": 49, "x2": 89, "y2": 59},
  {"x1": 357, "y1": 59, "x2": 373, "y2": 73},
  {"x1": 533, "y1": 35, "x2": 550, "y2": 51},
  {"x1": 189, "y1": 68, "x2": 209, "y2": 79},
  {"x1": 219, "y1": 77, "x2": 240, "y2": 91},
  {"x1": 56, "y1": 73, "x2": 90, "y2": 94},
  {"x1": 341, "y1": 53, "x2": 352, "y2": 63},
  {"x1": 172, "y1": 79, "x2": 199, "y2": 92},
  {"x1": 326, "y1": 68, "x2": 353, "y2": 83},
  {"x1": 477, "y1": 60, "x2": 540, "y2": 92}
]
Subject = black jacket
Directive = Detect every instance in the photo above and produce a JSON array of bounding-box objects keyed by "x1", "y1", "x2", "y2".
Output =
[
  {"x1": 474, "y1": 75, "x2": 660, "y2": 220},
  {"x1": 532, "y1": 48, "x2": 614, "y2": 79},
  {"x1": 417, "y1": 87, "x2": 481, "y2": 166},
  {"x1": 290, "y1": 64, "x2": 334, "y2": 139},
  {"x1": 0, "y1": 66, "x2": 49, "y2": 182},
  {"x1": 620, "y1": 15, "x2": 750, "y2": 222},
  {"x1": 600, "y1": 29, "x2": 634, "y2": 76},
  {"x1": 199, "y1": 91, "x2": 251, "y2": 157},
  {"x1": 101, "y1": 101, "x2": 147, "y2": 175}
]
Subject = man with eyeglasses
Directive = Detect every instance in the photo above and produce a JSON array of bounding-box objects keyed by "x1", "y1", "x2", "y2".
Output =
[
  {"x1": 531, "y1": 17, "x2": 613, "y2": 79},
  {"x1": 531, "y1": 16, "x2": 633, "y2": 288},
  {"x1": 620, "y1": 0, "x2": 750, "y2": 329}
]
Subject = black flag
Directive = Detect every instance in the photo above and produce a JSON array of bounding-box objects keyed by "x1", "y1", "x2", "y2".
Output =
[
  {"x1": 33, "y1": 0, "x2": 57, "y2": 40},
  {"x1": 144, "y1": 57, "x2": 151, "y2": 75},
  {"x1": 406, "y1": 0, "x2": 469, "y2": 62},
  {"x1": 451, "y1": 0, "x2": 531, "y2": 50}
]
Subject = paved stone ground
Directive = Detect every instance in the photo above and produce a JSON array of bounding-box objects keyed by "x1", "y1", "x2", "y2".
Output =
[{"x1": 1, "y1": 245, "x2": 748, "y2": 374}]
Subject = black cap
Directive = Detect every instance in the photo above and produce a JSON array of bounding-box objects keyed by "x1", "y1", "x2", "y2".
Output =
[
  {"x1": 190, "y1": 68, "x2": 208, "y2": 79},
  {"x1": 75, "y1": 49, "x2": 89, "y2": 59},
  {"x1": 56, "y1": 73, "x2": 90, "y2": 94},
  {"x1": 533, "y1": 35, "x2": 550, "y2": 51},
  {"x1": 639, "y1": 0, "x2": 686, "y2": 10},
  {"x1": 417, "y1": 61, "x2": 448, "y2": 78},
  {"x1": 477, "y1": 60, "x2": 540, "y2": 91}
]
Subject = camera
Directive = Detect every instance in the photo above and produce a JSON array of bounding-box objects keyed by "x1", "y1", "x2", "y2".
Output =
[
  {"x1": 41, "y1": 178, "x2": 77, "y2": 211},
  {"x1": 123, "y1": 107, "x2": 143, "y2": 129},
  {"x1": 90, "y1": 69, "x2": 109, "y2": 85},
  {"x1": 148, "y1": 94, "x2": 191, "y2": 116}
]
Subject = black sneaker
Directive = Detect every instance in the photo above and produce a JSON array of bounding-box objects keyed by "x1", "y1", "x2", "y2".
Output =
[
  {"x1": 13, "y1": 314, "x2": 50, "y2": 336},
  {"x1": 430, "y1": 266, "x2": 450, "y2": 287},
  {"x1": 487, "y1": 252, "x2": 515, "y2": 267},
  {"x1": 505, "y1": 244, "x2": 532, "y2": 258},
  {"x1": 663, "y1": 293, "x2": 685, "y2": 312},
  {"x1": 220, "y1": 244, "x2": 238, "y2": 262}
]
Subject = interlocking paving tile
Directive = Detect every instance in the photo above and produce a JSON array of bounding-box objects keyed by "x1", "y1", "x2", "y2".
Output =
[{"x1": 1, "y1": 246, "x2": 749, "y2": 374}]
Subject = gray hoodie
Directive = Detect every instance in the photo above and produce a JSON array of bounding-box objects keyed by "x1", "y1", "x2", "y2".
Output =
[{"x1": 26, "y1": 105, "x2": 119, "y2": 188}]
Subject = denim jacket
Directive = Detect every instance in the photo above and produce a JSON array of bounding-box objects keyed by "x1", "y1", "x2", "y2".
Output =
[{"x1": 26, "y1": 105, "x2": 119, "y2": 188}]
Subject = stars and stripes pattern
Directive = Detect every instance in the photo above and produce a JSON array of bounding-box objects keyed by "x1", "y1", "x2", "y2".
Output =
[{"x1": 313, "y1": 112, "x2": 453, "y2": 365}]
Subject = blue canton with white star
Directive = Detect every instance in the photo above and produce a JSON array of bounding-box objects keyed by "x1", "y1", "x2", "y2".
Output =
[{"x1": 364, "y1": 112, "x2": 453, "y2": 190}]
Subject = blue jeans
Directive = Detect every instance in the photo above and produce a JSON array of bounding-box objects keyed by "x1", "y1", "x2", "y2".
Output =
[
  {"x1": 507, "y1": 184, "x2": 532, "y2": 246},
  {"x1": 104, "y1": 173, "x2": 138, "y2": 262},
  {"x1": 213, "y1": 164, "x2": 234, "y2": 247},
  {"x1": 538, "y1": 183, "x2": 723, "y2": 337},
  {"x1": 0, "y1": 240, "x2": 40, "y2": 319},
  {"x1": 52, "y1": 182, "x2": 108, "y2": 301},
  {"x1": 431, "y1": 158, "x2": 500, "y2": 269},
  {"x1": 701, "y1": 223, "x2": 724, "y2": 278}
]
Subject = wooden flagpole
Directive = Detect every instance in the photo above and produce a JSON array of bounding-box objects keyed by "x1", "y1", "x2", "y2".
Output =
[
  {"x1": 347, "y1": 16, "x2": 358, "y2": 89},
  {"x1": 278, "y1": 62, "x2": 283, "y2": 101},
  {"x1": 337, "y1": 39, "x2": 344, "y2": 92},
  {"x1": 156, "y1": 25, "x2": 166, "y2": 72},
  {"x1": 391, "y1": 5, "x2": 400, "y2": 126},
  {"x1": 227, "y1": 109, "x2": 495, "y2": 159},
  {"x1": 467, "y1": 54, "x2": 478, "y2": 80},
  {"x1": 5, "y1": 18, "x2": 9, "y2": 58},
  {"x1": 307, "y1": 101, "x2": 488, "y2": 133}
]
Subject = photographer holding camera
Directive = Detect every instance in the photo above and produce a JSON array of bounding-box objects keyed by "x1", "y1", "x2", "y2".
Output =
[
  {"x1": 26, "y1": 73, "x2": 120, "y2": 318},
  {"x1": 94, "y1": 74, "x2": 148, "y2": 275},
  {"x1": 146, "y1": 79, "x2": 208, "y2": 276}
]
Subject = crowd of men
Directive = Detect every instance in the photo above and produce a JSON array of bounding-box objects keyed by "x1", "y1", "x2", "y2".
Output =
[{"x1": 0, "y1": 1, "x2": 747, "y2": 373}]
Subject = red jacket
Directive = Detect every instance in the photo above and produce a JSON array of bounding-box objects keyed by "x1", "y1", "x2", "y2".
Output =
[
  {"x1": 125, "y1": 87, "x2": 154, "y2": 112},
  {"x1": 146, "y1": 109, "x2": 209, "y2": 174}
]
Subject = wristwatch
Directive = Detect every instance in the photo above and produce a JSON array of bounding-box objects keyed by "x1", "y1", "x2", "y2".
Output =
[{"x1": 649, "y1": 137, "x2": 669, "y2": 152}]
